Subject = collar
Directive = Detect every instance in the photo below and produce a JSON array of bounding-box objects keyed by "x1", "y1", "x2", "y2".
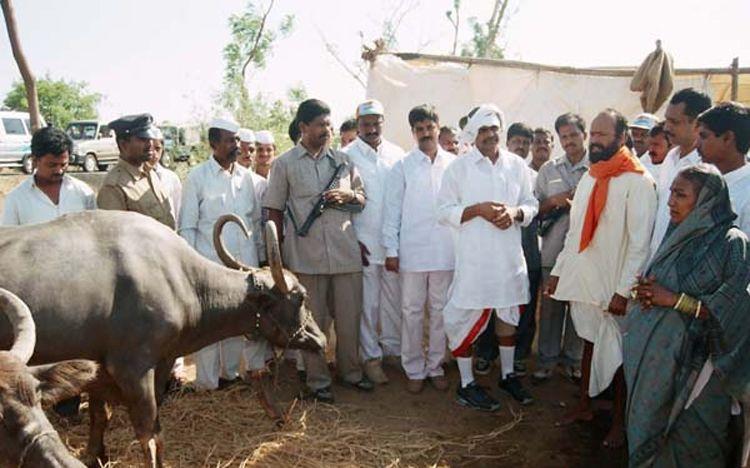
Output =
[
  {"x1": 557, "y1": 152, "x2": 589, "y2": 171},
  {"x1": 468, "y1": 146, "x2": 508, "y2": 166},
  {"x1": 294, "y1": 143, "x2": 334, "y2": 162},
  {"x1": 119, "y1": 159, "x2": 147, "y2": 179},
  {"x1": 209, "y1": 155, "x2": 237, "y2": 175},
  {"x1": 724, "y1": 162, "x2": 750, "y2": 184},
  {"x1": 29, "y1": 174, "x2": 70, "y2": 190},
  {"x1": 355, "y1": 136, "x2": 381, "y2": 155}
]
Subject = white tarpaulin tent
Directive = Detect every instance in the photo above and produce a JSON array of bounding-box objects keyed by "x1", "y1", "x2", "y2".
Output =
[{"x1": 366, "y1": 53, "x2": 719, "y2": 149}]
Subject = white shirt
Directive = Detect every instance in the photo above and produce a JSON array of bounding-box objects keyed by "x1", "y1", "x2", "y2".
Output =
[
  {"x1": 344, "y1": 137, "x2": 405, "y2": 264},
  {"x1": 382, "y1": 147, "x2": 456, "y2": 272},
  {"x1": 552, "y1": 171, "x2": 657, "y2": 307},
  {"x1": 639, "y1": 152, "x2": 663, "y2": 182},
  {"x1": 438, "y1": 147, "x2": 538, "y2": 308},
  {"x1": 152, "y1": 163, "x2": 182, "y2": 223},
  {"x1": 1, "y1": 174, "x2": 95, "y2": 226},
  {"x1": 724, "y1": 163, "x2": 750, "y2": 236},
  {"x1": 649, "y1": 146, "x2": 701, "y2": 258},
  {"x1": 249, "y1": 171, "x2": 268, "y2": 204},
  {"x1": 178, "y1": 157, "x2": 262, "y2": 266}
]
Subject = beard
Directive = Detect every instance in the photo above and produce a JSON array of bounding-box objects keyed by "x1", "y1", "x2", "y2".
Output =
[{"x1": 589, "y1": 140, "x2": 621, "y2": 163}]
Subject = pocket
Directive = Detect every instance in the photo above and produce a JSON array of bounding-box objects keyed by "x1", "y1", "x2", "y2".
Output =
[{"x1": 291, "y1": 165, "x2": 319, "y2": 197}]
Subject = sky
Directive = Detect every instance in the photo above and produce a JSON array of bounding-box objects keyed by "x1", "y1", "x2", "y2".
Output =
[{"x1": 1, "y1": 0, "x2": 749, "y2": 127}]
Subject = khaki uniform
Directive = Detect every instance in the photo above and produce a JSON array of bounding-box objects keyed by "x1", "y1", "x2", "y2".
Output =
[
  {"x1": 263, "y1": 145, "x2": 365, "y2": 390},
  {"x1": 97, "y1": 158, "x2": 175, "y2": 229}
]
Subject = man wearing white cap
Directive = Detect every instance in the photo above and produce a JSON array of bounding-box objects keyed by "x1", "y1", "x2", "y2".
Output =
[
  {"x1": 179, "y1": 117, "x2": 266, "y2": 392},
  {"x1": 629, "y1": 113, "x2": 658, "y2": 158},
  {"x1": 438, "y1": 104, "x2": 538, "y2": 411},
  {"x1": 254, "y1": 130, "x2": 276, "y2": 179},
  {"x1": 237, "y1": 128, "x2": 256, "y2": 169},
  {"x1": 344, "y1": 99, "x2": 405, "y2": 384}
]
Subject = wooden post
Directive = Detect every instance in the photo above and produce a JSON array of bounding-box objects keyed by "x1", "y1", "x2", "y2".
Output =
[{"x1": 731, "y1": 57, "x2": 739, "y2": 101}]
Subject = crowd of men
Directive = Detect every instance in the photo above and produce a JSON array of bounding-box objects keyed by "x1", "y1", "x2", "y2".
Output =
[{"x1": 2, "y1": 87, "x2": 750, "y2": 462}]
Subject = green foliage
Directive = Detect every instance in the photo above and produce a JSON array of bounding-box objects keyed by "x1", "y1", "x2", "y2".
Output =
[
  {"x1": 460, "y1": 17, "x2": 504, "y2": 59},
  {"x1": 3, "y1": 75, "x2": 101, "y2": 128}
]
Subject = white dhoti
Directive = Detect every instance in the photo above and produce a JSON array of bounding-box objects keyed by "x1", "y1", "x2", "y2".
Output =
[
  {"x1": 193, "y1": 336, "x2": 245, "y2": 390},
  {"x1": 442, "y1": 301, "x2": 519, "y2": 356},
  {"x1": 570, "y1": 301, "x2": 623, "y2": 396},
  {"x1": 242, "y1": 338, "x2": 271, "y2": 373},
  {"x1": 360, "y1": 264, "x2": 402, "y2": 359}
]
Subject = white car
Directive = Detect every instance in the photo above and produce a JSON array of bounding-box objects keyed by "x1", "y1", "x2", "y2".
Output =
[
  {"x1": 66, "y1": 120, "x2": 119, "y2": 172},
  {"x1": 0, "y1": 110, "x2": 38, "y2": 173}
]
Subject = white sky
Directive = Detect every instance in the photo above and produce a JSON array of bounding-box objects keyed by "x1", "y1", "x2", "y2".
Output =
[{"x1": 1, "y1": 0, "x2": 748, "y2": 126}]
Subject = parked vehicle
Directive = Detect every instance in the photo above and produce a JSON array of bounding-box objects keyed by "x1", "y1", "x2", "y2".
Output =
[
  {"x1": 159, "y1": 124, "x2": 200, "y2": 165},
  {"x1": 0, "y1": 110, "x2": 39, "y2": 174},
  {"x1": 66, "y1": 120, "x2": 119, "y2": 172}
]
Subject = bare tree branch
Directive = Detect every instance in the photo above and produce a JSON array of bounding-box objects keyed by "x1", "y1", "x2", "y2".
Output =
[
  {"x1": 1, "y1": 0, "x2": 41, "y2": 130},
  {"x1": 446, "y1": 0, "x2": 461, "y2": 55},
  {"x1": 316, "y1": 27, "x2": 367, "y2": 89},
  {"x1": 485, "y1": 0, "x2": 509, "y2": 54},
  {"x1": 240, "y1": 0, "x2": 274, "y2": 79}
]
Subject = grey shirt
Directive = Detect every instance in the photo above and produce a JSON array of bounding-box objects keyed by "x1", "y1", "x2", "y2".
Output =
[
  {"x1": 262, "y1": 144, "x2": 365, "y2": 275},
  {"x1": 535, "y1": 154, "x2": 589, "y2": 268}
]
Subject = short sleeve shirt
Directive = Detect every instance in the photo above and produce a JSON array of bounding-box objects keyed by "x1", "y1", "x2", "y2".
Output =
[
  {"x1": 263, "y1": 145, "x2": 365, "y2": 275},
  {"x1": 535, "y1": 154, "x2": 589, "y2": 268},
  {"x1": 97, "y1": 158, "x2": 175, "y2": 229}
]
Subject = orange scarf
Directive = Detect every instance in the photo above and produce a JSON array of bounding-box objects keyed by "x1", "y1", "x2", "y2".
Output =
[{"x1": 579, "y1": 146, "x2": 644, "y2": 252}]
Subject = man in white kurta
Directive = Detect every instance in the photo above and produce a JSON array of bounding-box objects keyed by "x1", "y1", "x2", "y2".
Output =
[
  {"x1": 438, "y1": 104, "x2": 538, "y2": 411},
  {"x1": 649, "y1": 88, "x2": 712, "y2": 258},
  {"x1": 549, "y1": 110, "x2": 656, "y2": 447},
  {"x1": 382, "y1": 105, "x2": 455, "y2": 393},
  {"x1": 179, "y1": 118, "x2": 265, "y2": 391},
  {"x1": 344, "y1": 99, "x2": 405, "y2": 384}
]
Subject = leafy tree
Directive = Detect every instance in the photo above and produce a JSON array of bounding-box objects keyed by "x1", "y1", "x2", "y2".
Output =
[
  {"x1": 3, "y1": 75, "x2": 101, "y2": 128},
  {"x1": 457, "y1": 0, "x2": 513, "y2": 59}
]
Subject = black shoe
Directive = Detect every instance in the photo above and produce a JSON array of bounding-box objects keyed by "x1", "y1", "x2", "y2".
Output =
[
  {"x1": 301, "y1": 386, "x2": 335, "y2": 404},
  {"x1": 297, "y1": 370, "x2": 307, "y2": 384},
  {"x1": 473, "y1": 358, "x2": 492, "y2": 376},
  {"x1": 456, "y1": 382, "x2": 501, "y2": 412},
  {"x1": 218, "y1": 377, "x2": 243, "y2": 390},
  {"x1": 513, "y1": 360, "x2": 527, "y2": 377},
  {"x1": 499, "y1": 373, "x2": 534, "y2": 405},
  {"x1": 340, "y1": 377, "x2": 375, "y2": 392}
]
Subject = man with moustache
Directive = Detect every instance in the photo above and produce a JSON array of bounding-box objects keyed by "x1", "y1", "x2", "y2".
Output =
[
  {"x1": 344, "y1": 99, "x2": 405, "y2": 384},
  {"x1": 529, "y1": 128, "x2": 554, "y2": 172},
  {"x1": 383, "y1": 105, "x2": 455, "y2": 393},
  {"x1": 179, "y1": 118, "x2": 265, "y2": 392},
  {"x1": 649, "y1": 88, "x2": 712, "y2": 258},
  {"x1": 237, "y1": 128, "x2": 256, "y2": 169},
  {"x1": 438, "y1": 104, "x2": 538, "y2": 410},
  {"x1": 639, "y1": 121, "x2": 671, "y2": 180},
  {"x1": 547, "y1": 109, "x2": 656, "y2": 447},
  {"x1": 97, "y1": 113, "x2": 174, "y2": 229},
  {"x1": 438, "y1": 126, "x2": 459, "y2": 155},
  {"x1": 629, "y1": 113, "x2": 658, "y2": 158},
  {"x1": 254, "y1": 130, "x2": 276, "y2": 179},
  {"x1": 3, "y1": 126, "x2": 95, "y2": 226},
  {"x1": 264, "y1": 99, "x2": 371, "y2": 403},
  {"x1": 531, "y1": 114, "x2": 588, "y2": 383}
]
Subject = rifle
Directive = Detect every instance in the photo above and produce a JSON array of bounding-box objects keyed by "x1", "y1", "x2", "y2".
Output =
[{"x1": 293, "y1": 163, "x2": 362, "y2": 237}]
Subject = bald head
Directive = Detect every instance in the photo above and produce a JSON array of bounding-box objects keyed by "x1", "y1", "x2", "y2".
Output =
[{"x1": 589, "y1": 109, "x2": 628, "y2": 163}]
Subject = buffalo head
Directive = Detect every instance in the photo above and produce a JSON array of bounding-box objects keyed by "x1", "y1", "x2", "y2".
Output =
[
  {"x1": 213, "y1": 215, "x2": 326, "y2": 352},
  {"x1": 0, "y1": 288, "x2": 97, "y2": 468}
]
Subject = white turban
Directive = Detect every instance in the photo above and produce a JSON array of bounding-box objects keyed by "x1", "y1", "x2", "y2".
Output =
[
  {"x1": 459, "y1": 104, "x2": 505, "y2": 145},
  {"x1": 255, "y1": 130, "x2": 275, "y2": 145}
]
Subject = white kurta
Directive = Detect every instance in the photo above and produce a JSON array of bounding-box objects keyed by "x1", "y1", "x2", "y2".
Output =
[
  {"x1": 649, "y1": 146, "x2": 700, "y2": 258},
  {"x1": 249, "y1": 171, "x2": 268, "y2": 204},
  {"x1": 153, "y1": 163, "x2": 182, "y2": 223},
  {"x1": 344, "y1": 137, "x2": 405, "y2": 265},
  {"x1": 178, "y1": 157, "x2": 264, "y2": 389},
  {"x1": 382, "y1": 147, "x2": 456, "y2": 272},
  {"x1": 725, "y1": 163, "x2": 750, "y2": 236},
  {"x1": 551, "y1": 170, "x2": 657, "y2": 396},
  {"x1": 438, "y1": 147, "x2": 538, "y2": 309},
  {"x1": 638, "y1": 152, "x2": 662, "y2": 182},
  {"x1": 2, "y1": 174, "x2": 95, "y2": 226}
]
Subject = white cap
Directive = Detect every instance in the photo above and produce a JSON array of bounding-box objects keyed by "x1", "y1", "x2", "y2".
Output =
[
  {"x1": 151, "y1": 127, "x2": 164, "y2": 140},
  {"x1": 629, "y1": 113, "x2": 659, "y2": 130},
  {"x1": 255, "y1": 130, "x2": 275, "y2": 145},
  {"x1": 209, "y1": 117, "x2": 240, "y2": 134},
  {"x1": 238, "y1": 128, "x2": 255, "y2": 143},
  {"x1": 356, "y1": 99, "x2": 385, "y2": 118}
]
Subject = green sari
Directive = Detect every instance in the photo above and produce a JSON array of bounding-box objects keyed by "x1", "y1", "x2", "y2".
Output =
[{"x1": 623, "y1": 167, "x2": 750, "y2": 467}]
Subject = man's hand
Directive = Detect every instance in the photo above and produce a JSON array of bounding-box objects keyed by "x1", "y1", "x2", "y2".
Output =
[
  {"x1": 492, "y1": 205, "x2": 518, "y2": 230},
  {"x1": 359, "y1": 242, "x2": 370, "y2": 267},
  {"x1": 632, "y1": 275, "x2": 678, "y2": 310},
  {"x1": 323, "y1": 188, "x2": 355, "y2": 204},
  {"x1": 385, "y1": 256, "x2": 399, "y2": 273},
  {"x1": 544, "y1": 275, "x2": 560, "y2": 296},
  {"x1": 477, "y1": 202, "x2": 505, "y2": 222},
  {"x1": 607, "y1": 293, "x2": 628, "y2": 316}
]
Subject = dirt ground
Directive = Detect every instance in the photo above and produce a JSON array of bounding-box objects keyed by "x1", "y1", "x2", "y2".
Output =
[{"x1": 1, "y1": 168, "x2": 627, "y2": 467}]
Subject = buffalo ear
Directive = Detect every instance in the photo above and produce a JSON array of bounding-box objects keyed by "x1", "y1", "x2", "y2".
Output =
[{"x1": 29, "y1": 360, "x2": 99, "y2": 405}]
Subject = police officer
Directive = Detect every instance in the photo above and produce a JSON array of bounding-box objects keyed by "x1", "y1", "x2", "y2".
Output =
[{"x1": 97, "y1": 113, "x2": 175, "y2": 229}]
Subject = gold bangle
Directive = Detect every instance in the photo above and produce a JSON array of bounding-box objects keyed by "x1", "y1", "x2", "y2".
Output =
[
  {"x1": 673, "y1": 293, "x2": 685, "y2": 311},
  {"x1": 677, "y1": 294, "x2": 698, "y2": 316},
  {"x1": 695, "y1": 301, "x2": 702, "y2": 319}
]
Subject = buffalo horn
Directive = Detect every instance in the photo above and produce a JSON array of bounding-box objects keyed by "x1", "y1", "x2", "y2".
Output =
[
  {"x1": 265, "y1": 222, "x2": 289, "y2": 293},
  {"x1": 0, "y1": 288, "x2": 36, "y2": 364},
  {"x1": 213, "y1": 214, "x2": 253, "y2": 271}
]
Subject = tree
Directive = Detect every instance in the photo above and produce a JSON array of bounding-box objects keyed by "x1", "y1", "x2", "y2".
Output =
[
  {"x1": 445, "y1": 0, "x2": 461, "y2": 55},
  {"x1": 3, "y1": 75, "x2": 101, "y2": 128},
  {"x1": 1, "y1": 0, "x2": 41, "y2": 130},
  {"x1": 459, "y1": 0, "x2": 514, "y2": 59},
  {"x1": 221, "y1": 0, "x2": 294, "y2": 120}
]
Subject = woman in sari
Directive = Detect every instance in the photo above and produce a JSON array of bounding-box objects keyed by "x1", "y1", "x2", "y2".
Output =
[{"x1": 624, "y1": 163, "x2": 750, "y2": 467}]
